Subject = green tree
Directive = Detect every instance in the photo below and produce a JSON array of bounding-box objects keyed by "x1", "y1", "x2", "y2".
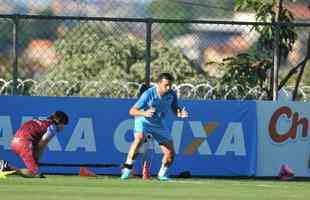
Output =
[
  {"x1": 214, "y1": 0, "x2": 298, "y2": 99},
  {"x1": 217, "y1": 54, "x2": 272, "y2": 99},
  {"x1": 37, "y1": 23, "x2": 206, "y2": 97},
  {"x1": 0, "y1": 19, "x2": 13, "y2": 80},
  {"x1": 147, "y1": 0, "x2": 234, "y2": 41},
  {"x1": 188, "y1": 0, "x2": 234, "y2": 18},
  {"x1": 0, "y1": 20, "x2": 13, "y2": 56},
  {"x1": 147, "y1": 0, "x2": 193, "y2": 40},
  {"x1": 235, "y1": 0, "x2": 296, "y2": 59},
  {"x1": 0, "y1": 56, "x2": 12, "y2": 80}
]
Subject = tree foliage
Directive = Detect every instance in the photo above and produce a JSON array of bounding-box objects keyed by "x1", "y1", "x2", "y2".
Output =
[
  {"x1": 39, "y1": 23, "x2": 207, "y2": 97},
  {"x1": 147, "y1": 0, "x2": 234, "y2": 41},
  {"x1": 235, "y1": 0, "x2": 297, "y2": 59},
  {"x1": 188, "y1": 0, "x2": 234, "y2": 19},
  {"x1": 147, "y1": 0, "x2": 193, "y2": 40},
  {"x1": 217, "y1": 54, "x2": 272, "y2": 99},
  {"x1": 0, "y1": 57, "x2": 12, "y2": 80},
  {"x1": 215, "y1": 0, "x2": 299, "y2": 99}
]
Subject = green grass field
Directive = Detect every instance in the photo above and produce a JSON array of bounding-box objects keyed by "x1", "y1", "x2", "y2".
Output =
[{"x1": 0, "y1": 175, "x2": 309, "y2": 200}]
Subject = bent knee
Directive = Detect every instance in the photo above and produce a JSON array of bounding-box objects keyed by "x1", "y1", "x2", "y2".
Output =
[
  {"x1": 133, "y1": 133, "x2": 144, "y2": 144},
  {"x1": 165, "y1": 150, "x2": 175, "y2": 160}
]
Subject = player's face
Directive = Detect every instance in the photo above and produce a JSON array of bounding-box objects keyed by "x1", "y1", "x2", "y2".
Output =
[{"x1": 157, "y1": 78, "x2": 172, "y2": 96}]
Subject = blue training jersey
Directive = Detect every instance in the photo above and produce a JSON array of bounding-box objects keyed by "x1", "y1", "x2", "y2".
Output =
[{"x1": 133, "y1": 86, "x2": 179, "y2": 133}]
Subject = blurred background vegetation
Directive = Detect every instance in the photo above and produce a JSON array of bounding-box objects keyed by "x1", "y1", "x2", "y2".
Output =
[{"x1": 0, "y1": 0, "x2": 309, "y2": 99}]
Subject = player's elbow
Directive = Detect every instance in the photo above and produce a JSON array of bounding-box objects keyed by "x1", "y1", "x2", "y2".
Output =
[
  {"x1": 129, "y1": 107, "x2": 141, "y2": 117},
  {"x1": 129, "y1": 108, "x2": 135, "y2": 116}
]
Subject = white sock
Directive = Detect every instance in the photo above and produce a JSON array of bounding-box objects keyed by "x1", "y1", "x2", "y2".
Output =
[
  {"x1": 122, "y1": 168, "x2": 131, "y2": 173},
  {"x1": 125, "y1": 159, "x2": 135, "y2": 165},
  {"x1": 158, "y1": 164, "x2": 168, "y2": 177}
]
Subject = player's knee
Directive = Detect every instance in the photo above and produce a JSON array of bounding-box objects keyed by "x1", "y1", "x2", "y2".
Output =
[
  {"x1": 166, "y1": 157, "x2": 173, "y2": 164},
  {"x1": 164, "y1": 156, "x2": 174, "y2": 167},
  {"x1": 168, "y1": 148, "x2": 175, "y2": 158},
  {"x1": 166, "y1": 150, "x2": 175, "y2": 163},
  {"x1": 133, "y1": 137, "x2": 144, "y2": 146}
]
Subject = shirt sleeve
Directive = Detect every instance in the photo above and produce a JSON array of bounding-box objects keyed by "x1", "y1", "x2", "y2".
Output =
[
  {"x1": 46, "y1": 124, "x2": 57, "y2": 139},
  {"x1": 133, "y1": 90, "x2": 149, "y2": 109}
]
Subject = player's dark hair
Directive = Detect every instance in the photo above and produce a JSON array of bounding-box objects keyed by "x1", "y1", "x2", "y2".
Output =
[
  {"x1": 157, "y1": 73, "x2": 174, "y2": 82},
  {"x1": 48, "y1": 111, "x2": 69, "y2": 125}
]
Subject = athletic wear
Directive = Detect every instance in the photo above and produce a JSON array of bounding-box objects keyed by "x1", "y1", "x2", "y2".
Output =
[
  {"x1": 14, "y1": 119, "x2": 56, "y2": 142},
  {"x1": 0, "y1": 160, "x2": 9, "y2": 171},
  {"x1": 134, "y1": 86, "x2": 179, "y2": 142},
  {"x1": 10, "y1": 119, "x2": 58, "y2": 175},
  {"x1": 120, "y1": 168, "x2": 131, "y2": 180},
  {"x1": 158, "y1": 175, "x2": 171, "y2": 181},
  {"x1": 122, "y1": 86, "x2": 179, "y2": 180}
]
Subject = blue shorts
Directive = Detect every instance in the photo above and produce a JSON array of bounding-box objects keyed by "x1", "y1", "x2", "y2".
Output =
[{"x1": 134, "y1": 121, "x2": 171, "y2": 145}]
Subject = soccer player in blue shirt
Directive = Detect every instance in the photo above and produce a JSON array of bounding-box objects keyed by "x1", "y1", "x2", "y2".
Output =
[{"x1": 121, "y1": 73, "x2": 188, "y2": 181}]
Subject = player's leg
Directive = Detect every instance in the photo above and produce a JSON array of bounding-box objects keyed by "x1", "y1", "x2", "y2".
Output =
[
  {"x1": 10, "y1": 138, "x2": 40, "y2": 178},
  {"x1": 17, "y1": 150, "x2": 41, "y2": 178},
  {"x1": 158, "y1": 141, "x2": 175, "y2": 181},
  {"x1": 151, "y1": 133, "x2": 175, "y2": 181},
  {"x1": 121, "y1": 132, "x2": 144, "y2": 180}
]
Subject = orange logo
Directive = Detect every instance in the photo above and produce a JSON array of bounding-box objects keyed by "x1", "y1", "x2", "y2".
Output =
[
  {"x1": 183, "y1": 122, "x2": 218, "y2": 155},
  {"x1": 269, "y1": 106, "x2": 308, "y2": 143}
]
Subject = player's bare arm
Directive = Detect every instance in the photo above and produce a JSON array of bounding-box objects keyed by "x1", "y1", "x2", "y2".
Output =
[
  {"x1": 129, "y1": 106, "x2": 155, "y2": 118},
  {"x1": 34, "y1": 133, "x2": 52, "y2": 162}
]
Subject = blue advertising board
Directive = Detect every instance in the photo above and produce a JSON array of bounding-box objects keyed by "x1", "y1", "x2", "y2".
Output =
[{"x1": 0, "y1": 96, "x2": 257, "y2": 176}]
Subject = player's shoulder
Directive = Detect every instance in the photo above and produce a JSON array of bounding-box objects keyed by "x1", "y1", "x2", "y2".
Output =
[
  {"x1": 47, "y1": 123, "x2": 57, "y2": 132},
  {"x1": 143, "y1": 86, "x2": 156, "y2": 95}
]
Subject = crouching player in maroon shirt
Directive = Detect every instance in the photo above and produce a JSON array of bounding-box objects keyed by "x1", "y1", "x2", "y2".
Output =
[{"x1": 0, "y1": 111, "x2": 69, "y2": 178}]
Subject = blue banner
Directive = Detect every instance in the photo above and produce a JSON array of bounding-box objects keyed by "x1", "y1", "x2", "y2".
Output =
[{"x1": 0, "y1": 96, "x2": 257, "y2": 176}]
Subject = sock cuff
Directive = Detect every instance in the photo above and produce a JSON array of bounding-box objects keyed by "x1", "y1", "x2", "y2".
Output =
[{"x1": 123, "y1": 163, "x2": 133, "y2": 169}]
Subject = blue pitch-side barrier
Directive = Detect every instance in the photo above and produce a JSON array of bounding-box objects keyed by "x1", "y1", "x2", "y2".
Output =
[{"x1": 0, "y1": 96, "x2": 257, "y2": 176}]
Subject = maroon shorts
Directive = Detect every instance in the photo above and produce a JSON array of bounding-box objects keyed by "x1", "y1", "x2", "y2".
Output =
[{"x1": 10, "y1": 137, "x2": 38, "y2": 175}]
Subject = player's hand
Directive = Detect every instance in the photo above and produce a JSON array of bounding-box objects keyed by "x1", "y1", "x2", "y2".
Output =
[
  {"x1": 177, "y1": 107, "x2": 188, "y2": 118},
  {"x1": 144, "y1": 106, "x2": 156, "y2": 117}
]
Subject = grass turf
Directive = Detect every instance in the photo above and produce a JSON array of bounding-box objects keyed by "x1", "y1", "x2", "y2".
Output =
[{"x1": 0, "y1": 175, "x2": 309, "y2": 200}]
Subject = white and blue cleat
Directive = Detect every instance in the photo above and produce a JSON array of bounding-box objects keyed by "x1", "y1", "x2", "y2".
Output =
[
  {"x1": 157, "y1": 175, "x2": 171, "y2": 181},
  {"x1": 120, "y1": 168, "x2": 131, "y2": 180}
]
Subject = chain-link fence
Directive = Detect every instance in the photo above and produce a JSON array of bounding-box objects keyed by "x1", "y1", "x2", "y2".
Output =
[{"x1": 0, "y1": 1, "x2": 310, "y2": 100}]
